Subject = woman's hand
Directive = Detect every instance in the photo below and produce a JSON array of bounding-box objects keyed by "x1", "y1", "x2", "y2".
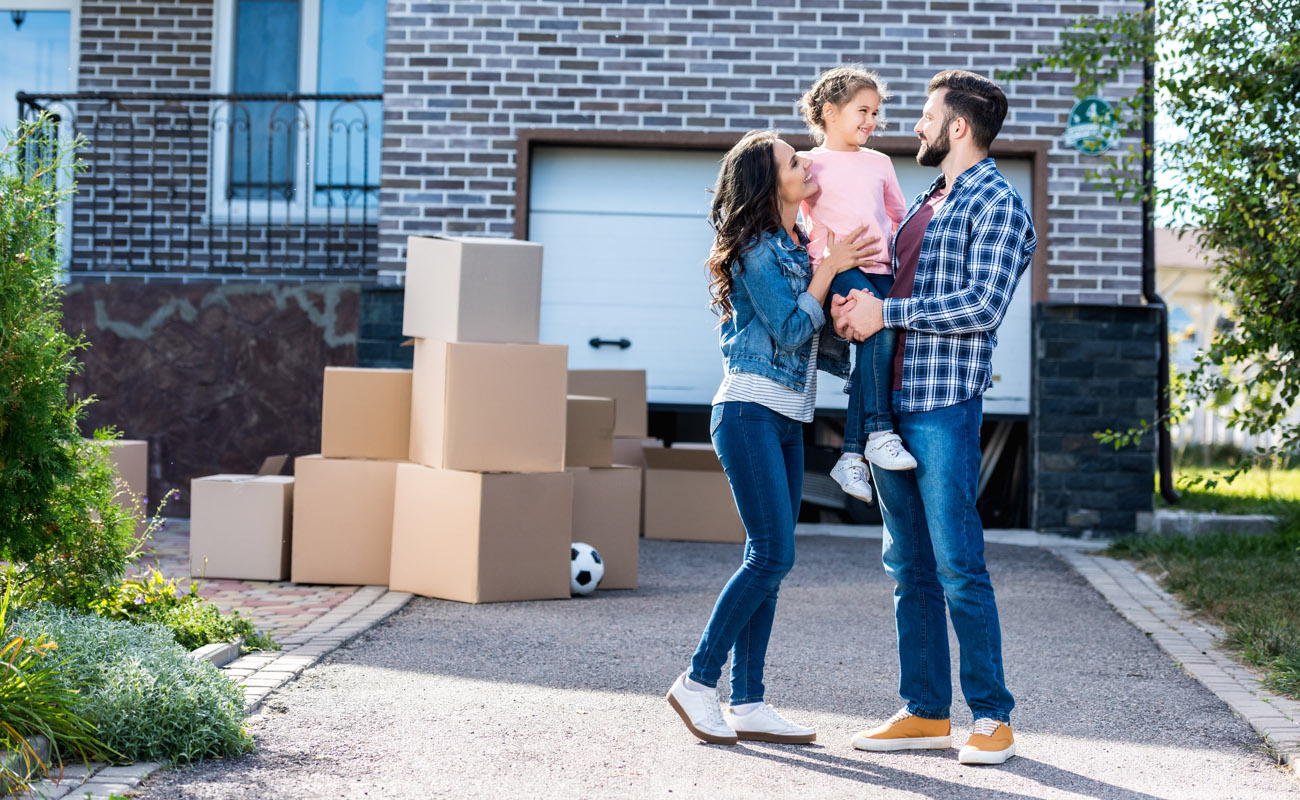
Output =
[{"x1": 821, "y1": 226, "x2": 883, "y2": 275}]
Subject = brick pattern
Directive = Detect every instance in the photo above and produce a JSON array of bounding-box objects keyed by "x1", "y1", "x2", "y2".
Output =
[
  {"x1": 377, "y1": 0, "x2": 1145, "y2": 304},
  {"x1": 1031, "y1": 304, "x2": 1157, "y2": 533},
  {"x1": 78, "y1": 0, "x2": 214, "y2": 94}
]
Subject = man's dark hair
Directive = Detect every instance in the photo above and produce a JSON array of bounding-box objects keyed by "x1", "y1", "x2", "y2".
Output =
[{"x1": 927, "y1": 70, "x2": 1008, "y2": 152}]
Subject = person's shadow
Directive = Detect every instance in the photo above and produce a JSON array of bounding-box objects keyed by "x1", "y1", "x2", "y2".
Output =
[{"x1": 728, "y1": 742, "x2": 1168, "y2": 800}]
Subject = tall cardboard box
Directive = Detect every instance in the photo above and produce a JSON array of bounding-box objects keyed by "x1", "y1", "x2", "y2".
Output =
[
  {"x1": 565, "y1": 395, "x2": 615, "y2": 468},
  {"x1": 403, "y1": 235, "x2": 543, "y2": 343},
  {"x1": 567, "y1": 370, "x2": 647, "y2": 438},
  {"x1": 568, "y1": 466, "x2": 641, "y2": 590},
  {"x1": 643, "y1": 445, "x2": 745, "y2": 544},
  {"x1": 389, "y1": 464, "x2": 574, "y2": 603},
  {"x1": 96, "y1": 438, "x2": 148, "y2": 533},
  {"x1": 190, "y1": 474, "x2": 293, "y2": 581},
  {"x1": 409, "y1": 340, "x2": 567, "y2": 473},
  {"x1": 321, "y1": 367, "x2": 412, "y2": 460},
  {"x1": 292, "y1": 455, "x2": 402, "y2": 586}
]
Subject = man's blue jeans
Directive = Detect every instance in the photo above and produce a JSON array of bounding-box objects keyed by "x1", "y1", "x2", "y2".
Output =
[
  {"x1": 689, "y1": 401, "x2": 802, "y2": 705},
  {"x1": 870, "y1": 392, "x2": 1014, "y2": 723}
]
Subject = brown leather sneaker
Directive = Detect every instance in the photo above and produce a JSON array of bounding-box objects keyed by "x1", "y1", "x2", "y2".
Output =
[
  {"x1": 850, "y1": 707, "x2": 952, "y2": 751},
  {"x1": 958, "y1": 718, "x2": 1015, "y2": 765}
]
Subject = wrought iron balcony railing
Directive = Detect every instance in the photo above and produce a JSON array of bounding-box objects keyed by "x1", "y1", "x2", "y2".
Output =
[{"x1": 17, "y1": 91, "x2": 383, "y2": 279}]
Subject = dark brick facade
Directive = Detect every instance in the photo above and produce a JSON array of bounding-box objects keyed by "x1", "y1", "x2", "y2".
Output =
[{"x1": 1031, "y1": 304, "x2": 1158, "y2": 533}]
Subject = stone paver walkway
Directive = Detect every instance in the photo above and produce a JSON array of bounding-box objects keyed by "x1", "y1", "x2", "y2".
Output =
[{"x1": 12, "y1": 520, "x2": 412, "y2": 800}]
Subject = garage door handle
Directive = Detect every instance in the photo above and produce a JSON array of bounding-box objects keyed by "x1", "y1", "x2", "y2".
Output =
[{"x1": 589, "y1": 337, "x2": 631, "y2": 350}]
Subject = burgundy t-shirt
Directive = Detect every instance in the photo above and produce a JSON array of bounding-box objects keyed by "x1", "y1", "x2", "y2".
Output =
[{"x1": 888, "y1": 187, "x2": 949, "y2": 391}]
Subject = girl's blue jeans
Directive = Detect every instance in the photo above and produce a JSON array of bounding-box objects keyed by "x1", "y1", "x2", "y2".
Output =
[
  {"x1": 688, "y1": 401, "x2": 803, "y2": 705},
  {"x1": 830, "y1": 269, "x2": 897, "y2": 455}
]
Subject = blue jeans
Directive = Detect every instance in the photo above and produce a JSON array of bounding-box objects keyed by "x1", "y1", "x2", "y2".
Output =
[
  {"x1": 870, "y1": 392, "x2": 1014, "y2": 723},
  {"x1": 689, "y1": 401, "x2": 803, "y2": 705},
  {"x1": 830, "y1": 269, "x2": 897, "y2": 454}
]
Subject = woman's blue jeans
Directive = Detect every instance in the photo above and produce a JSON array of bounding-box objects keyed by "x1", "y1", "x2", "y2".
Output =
[
  {"x1": 689, "y1": 401, "x2": 803, "y2": 706},
  {"x1": 870, "y1": 392, "x2": 1015, "y2": 723},
  {"x1": 830, "y1": 269, "x2": 897, "y2": 454}
]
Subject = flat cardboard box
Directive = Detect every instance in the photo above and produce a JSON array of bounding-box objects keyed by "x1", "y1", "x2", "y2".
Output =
[
  {"x1": 643, "y1": 445, "x2": 745, "y2": 544},
  {"x1": 409, "y1": 340, "x2": 567, "y2": 473},
  {"x1": 567, "y1": 370, "x2": 647, "y2": 438},
  {"x1": 403, "y1": 235, "x2": 543, "y2": 343},
  {"x1": 389, "y1": 464, "x2": 574, "y2": 603},
  {"x1": 611, "y1": 436, "x2": 664, "y2": 469},
  {"x1": 291, "y1": 455, "x2": 403, "y2": 586},
  {"x1": 321, "y1": 367, "x2": 412, "y2": 460},
  {"x1": 568, "y1": 466, "x2": 641, "y2": 590},
  {"x1": 190, "y1": 473, "x2": 293, "y2": 581},
  {"x1": 565, "y1": 395, "x2": 615, "y2": 468}
]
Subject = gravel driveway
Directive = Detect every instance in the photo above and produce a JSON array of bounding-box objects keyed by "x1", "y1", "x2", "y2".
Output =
[{"x1": 138, "y1": 536, "x2": 1299, "y2": 799}]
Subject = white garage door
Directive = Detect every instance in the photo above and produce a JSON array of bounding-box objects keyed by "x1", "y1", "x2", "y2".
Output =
[{"x1": 529, "y1": 145, "x2": 1032, "y2": 415}]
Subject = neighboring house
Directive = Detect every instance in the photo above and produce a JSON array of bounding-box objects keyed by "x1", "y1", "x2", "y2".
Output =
[{"x1": 5, "y1": 0, "x2": 1155, "y2": 532}]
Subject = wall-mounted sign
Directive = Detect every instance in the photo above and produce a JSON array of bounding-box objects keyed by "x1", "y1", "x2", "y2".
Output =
[{"x1": 1065, "y1": 96, "x2": 1120, "y2": 155}]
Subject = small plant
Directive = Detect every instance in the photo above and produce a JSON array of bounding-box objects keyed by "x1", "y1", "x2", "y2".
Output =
[
  {"x1": 0, "y1": 583, "x2": 107, "y2": 792},
  {"x1": 90, "y1": 567, "x2": 277, "y2": 653},
  {"x1": 9, "y1": 606, "x2": 253, "y2": 764}
]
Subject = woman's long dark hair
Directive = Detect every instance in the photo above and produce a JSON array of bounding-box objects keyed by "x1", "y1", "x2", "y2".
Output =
[{"x1": 707, "y1": 130, "x2": 784, "y2": 322}]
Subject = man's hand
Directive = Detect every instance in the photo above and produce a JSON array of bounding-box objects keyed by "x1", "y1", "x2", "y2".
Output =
[{"x1": 832, "y1": 288, "x2": 885, "y2": 341}]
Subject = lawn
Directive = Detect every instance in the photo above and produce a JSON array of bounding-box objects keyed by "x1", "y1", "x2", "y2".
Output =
[{"x1": 1109, "y1": 461, "x2": 1300, "y2": 699}]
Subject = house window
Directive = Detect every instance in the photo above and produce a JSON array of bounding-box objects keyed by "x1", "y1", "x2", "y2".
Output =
[
  {"x1": 218, "y1": 0, "x2": 382, "y2": 212},
  {"x1": 1, "y1": 2, "x2": 77, "y2": 133}
]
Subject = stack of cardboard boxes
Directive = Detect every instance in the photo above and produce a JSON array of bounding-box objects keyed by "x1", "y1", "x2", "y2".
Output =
[
  {"x1": 564, "y1": 390, "x2": 641, "y2": 590},
  {"x1": 387, "y1": 235, "x2": 576, "y2": 603}
]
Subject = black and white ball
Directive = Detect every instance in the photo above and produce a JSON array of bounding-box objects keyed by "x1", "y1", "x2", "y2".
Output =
[{"x1": 570, "y1": 543, "x2": 604, "y2": 596}]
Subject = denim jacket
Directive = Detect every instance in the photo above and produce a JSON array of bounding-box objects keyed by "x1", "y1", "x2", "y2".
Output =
[{"x1": 716, "y1": 227, "x2": 851, "y2": 391}]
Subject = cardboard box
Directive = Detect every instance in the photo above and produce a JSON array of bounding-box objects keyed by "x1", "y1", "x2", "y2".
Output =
[
  {"x1": 568, "y1": 466, "x2": 641, "y2": 590},
  {"x1": 291, "y1": 455, "x2": 403, "y2": 586},
  {"x1": 567, "y1": 370, "x2": 647, "y2": 438},
  {"x1": 321, "y1": 367, "x2": 412, "y2": 460},
  {"x1": 389, "y1": 464, "x2": 574, "y2": 603},
  {"x1": 97, "y1": 439, "x2": 147, "y2": 531},
  {"x1": 190, "y1": 464, "x2": 293, "y2": 581},
  {"x1": 409, "y1": 340, "x2": 567, "y2": 473},
  {"x1": 403, "y1": 235, "x2": 543, "y2": 343},
  {"x1": 643, "y1": 444, "x2": 745, "y2": 544},
  {"x1": 611, "y1": 436, "x2": 664, "y2": 469},
  {"x1": 565, "y1": 395, "x2": 615, "y2": 468}
]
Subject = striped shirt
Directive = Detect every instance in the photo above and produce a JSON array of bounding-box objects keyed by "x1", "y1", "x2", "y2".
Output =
[
  {"x1": 713, "y1": 335, "x2": 819, "y2": 423},
  {"x1": 882, "y1": 158, "x2": 1036, "y2": 413}
]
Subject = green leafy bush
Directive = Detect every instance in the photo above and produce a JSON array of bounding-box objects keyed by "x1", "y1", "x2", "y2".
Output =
[
  {"x1": 0, "y1": 118, "x2": 137, "y2": 609},
  {"x1": 0, "y1": 585, "x2": 107, "y2": 791},
  {"x1": 9, "y1": 606, "x2": 253, "y2": 764},
  {"x1": 90, "y1": 567, "x2": 278, "y2": 653}
]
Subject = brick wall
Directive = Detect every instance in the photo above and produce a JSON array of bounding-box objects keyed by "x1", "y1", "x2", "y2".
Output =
[
  {"x1": 1031, "y1": 304, "x2": 1158, "y2": 533},
  {"x1": 377, "y1": 0, "x2": 1145, "y2": 305}
]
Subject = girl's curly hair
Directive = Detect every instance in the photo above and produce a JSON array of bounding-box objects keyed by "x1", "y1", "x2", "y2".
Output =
[{"x1": 798, "y1": 66, "x2": 891, "y2": 144}]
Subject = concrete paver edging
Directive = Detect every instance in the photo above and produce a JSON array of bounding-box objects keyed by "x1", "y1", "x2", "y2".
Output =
[{"x1": 11, "y1": 588, "x2": 412, "y2": 800}]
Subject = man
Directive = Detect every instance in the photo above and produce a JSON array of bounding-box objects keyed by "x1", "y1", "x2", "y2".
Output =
[{"x1": 832, "y1": 70, "x2": 1036, "y2": 766}]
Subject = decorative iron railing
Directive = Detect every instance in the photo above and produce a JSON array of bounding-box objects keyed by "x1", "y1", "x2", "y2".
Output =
[{"x1": 16, "y1": 91, "x2": 383, "y2": 278}]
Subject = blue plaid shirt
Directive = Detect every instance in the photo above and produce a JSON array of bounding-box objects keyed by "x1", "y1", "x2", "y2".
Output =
[{"x1": 883, "y1": 158, "x2": 1036, "y2": 413}]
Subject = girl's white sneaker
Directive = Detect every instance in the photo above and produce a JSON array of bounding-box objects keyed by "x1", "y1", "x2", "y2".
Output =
[
  {"x1": 830, "y1": 456, "x2": 873, "y2": 503},
  {"x1": 863, "y1": 432, "x2": 918, "y2": 471}
]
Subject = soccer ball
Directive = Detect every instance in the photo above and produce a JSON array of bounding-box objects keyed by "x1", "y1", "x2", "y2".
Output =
[{"x1": 570, "y1": 543, "x2": 604, "y2": 596}]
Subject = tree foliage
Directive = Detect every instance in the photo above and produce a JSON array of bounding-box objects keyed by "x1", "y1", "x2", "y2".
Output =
[
  {"x1": 0, "y1": 118, "x2": 137, "y2": 604},
  {"x1": 1002, "y1": 0, "x2": 1300, "y2": 480}
]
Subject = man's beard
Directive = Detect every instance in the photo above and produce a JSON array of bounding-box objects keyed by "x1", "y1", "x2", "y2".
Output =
[{"x1": 916, "y1": 123, "x2": 951, "y2": 168}]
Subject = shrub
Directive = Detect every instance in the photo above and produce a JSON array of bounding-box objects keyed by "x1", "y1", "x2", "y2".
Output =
[
  {"x1": 90, "y1": 567, "x2": 278, "y2": 653},
  {"x1": 0, "y1": 118, "x2": 137, "y2": 609},
  {"x1": 0, "y1": 585, "x2": 106, "y2": 791},
  {"x1": 9, "y1": 606, "x2": 253, "y2": 764}
]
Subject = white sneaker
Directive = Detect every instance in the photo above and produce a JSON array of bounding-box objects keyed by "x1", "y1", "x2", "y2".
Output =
[
  {"x1": 830, "y1": 456, "x2": 873, "y2": 503},
  {"x1": 863, "y1": 432, "x2": 918, "y2": 471},
  {"x1": 666, "y1": 673, "x2": 737, "y2": 745},
  {"x1": 725, "y1": 703, "x2": 816, "y2": 744}
]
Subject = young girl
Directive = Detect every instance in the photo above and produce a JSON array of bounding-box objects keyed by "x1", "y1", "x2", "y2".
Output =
[
  {"x1": 798, "y1": 66, "x2": 918, "y2": 505},
  {"x1": 666, "y1": 130, "x2": 878, "y2": 745}
]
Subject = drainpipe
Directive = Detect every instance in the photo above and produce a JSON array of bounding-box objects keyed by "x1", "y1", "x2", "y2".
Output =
[{"x1": 1142, "y1": 0, "x2": 1180, "y2": 504}]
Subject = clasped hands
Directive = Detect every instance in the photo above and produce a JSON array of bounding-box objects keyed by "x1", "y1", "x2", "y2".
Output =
[{"x1": 831, "y1": 288, "x2": 885, "y2": 342}]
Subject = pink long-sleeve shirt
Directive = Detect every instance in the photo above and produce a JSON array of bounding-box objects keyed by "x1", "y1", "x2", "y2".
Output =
[{"x1": 800, "y1": 146, "x2": 907, "y2": 276}]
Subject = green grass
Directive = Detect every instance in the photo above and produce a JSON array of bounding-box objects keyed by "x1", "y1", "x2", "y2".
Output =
[{"x1": 1114, "y1": 463, "x2": 1300, "y2": 698}]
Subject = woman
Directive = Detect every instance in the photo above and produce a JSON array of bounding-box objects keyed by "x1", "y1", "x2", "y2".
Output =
[{"x1": 666, "y1": 130, "x2": 880, "y2": 745}]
